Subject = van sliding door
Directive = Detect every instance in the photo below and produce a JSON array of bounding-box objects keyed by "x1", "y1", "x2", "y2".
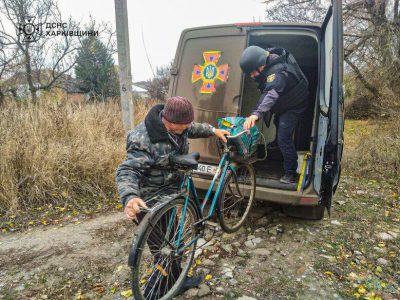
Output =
[{"x1": 314, "y1": 0, "x2": 344, "y2": 212}]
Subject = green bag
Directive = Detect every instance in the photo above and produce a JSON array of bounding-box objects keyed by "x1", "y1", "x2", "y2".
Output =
[{"x1": 218, "y1": 117, "x2": 260, "y2": 159}]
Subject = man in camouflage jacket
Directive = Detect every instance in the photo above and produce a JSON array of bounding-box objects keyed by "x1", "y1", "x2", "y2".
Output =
[
  {"x1": 116, "y1": 96, "x2": 228, "y2": 221},
  {"x1": 116, "y1": 97, "x2": 228, "y2": 298}
]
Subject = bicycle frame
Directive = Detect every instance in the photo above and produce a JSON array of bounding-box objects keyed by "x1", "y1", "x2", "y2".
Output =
[{"x1": 172, "y1": 148, "x2": 236, "y2": 250}]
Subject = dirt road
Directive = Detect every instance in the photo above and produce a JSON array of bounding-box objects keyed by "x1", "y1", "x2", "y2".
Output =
[{"x1": 1, "y1": 177, "x2": 399, "y2": 299}]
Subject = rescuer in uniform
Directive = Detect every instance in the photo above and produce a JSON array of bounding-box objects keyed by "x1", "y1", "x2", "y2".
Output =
[{"x1": 240, "y1": 45, "x2": 309, "y2": 184}]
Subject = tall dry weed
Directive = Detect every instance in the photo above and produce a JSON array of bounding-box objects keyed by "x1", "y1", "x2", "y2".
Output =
[
  {"x1": 0, "y1": 98, "x2": 156, "y2": 214},
  {"x1": 342, "y1": 118, "x2": 400, "y2": 185}
]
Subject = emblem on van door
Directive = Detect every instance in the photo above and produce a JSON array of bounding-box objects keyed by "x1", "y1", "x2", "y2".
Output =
[{"x1": 192, "y1": 51, "x2": 229, "y2": 94}]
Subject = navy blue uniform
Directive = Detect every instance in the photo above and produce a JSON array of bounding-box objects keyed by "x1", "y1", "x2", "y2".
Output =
[{"x1": 253, "y1": 61, "x2": 307, "y2": 177}]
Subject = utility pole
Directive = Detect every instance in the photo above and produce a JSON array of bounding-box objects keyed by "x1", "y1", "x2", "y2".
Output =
[{"x1": 114, "y1": 0, "x2": 134, "y2": 131}]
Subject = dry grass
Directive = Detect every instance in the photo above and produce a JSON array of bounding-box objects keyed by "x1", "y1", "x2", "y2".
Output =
[
  {"x1": 342, "y1": 118, "x2": 400, "y2": 184},
  {"x1": 1, "y1": 94, "x2": 397, "y2": 216},
  {"x1": 0, "y1": 97, "x2": 159, "y2": 215}
]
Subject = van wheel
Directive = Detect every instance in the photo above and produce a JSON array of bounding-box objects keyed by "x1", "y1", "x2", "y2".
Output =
[{"x1": 282, "y1": 205, "x2": 325, "y2": 220}]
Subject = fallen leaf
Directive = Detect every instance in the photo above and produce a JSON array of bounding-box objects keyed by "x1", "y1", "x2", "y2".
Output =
[
  {"x1": 296, "y1": 266, "x2": 306, "y2": 274},
  {"x1": 116, "y1": 265, "x2": 123, "y2": 272},
  {"x1": 358, "y1": 285, "x2": 366, "y2": 294},
  {"x1": 93, "y1": 283, "x2": 105, "y2": 295},
  {"x1": 205, "y1": 274, "x2": 212, "y2": 281},
  {"x1": 121, "y1": 290, "x2": 132, "y2": 297}
]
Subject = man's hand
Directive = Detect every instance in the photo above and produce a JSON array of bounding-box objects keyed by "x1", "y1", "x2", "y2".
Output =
[
  {"x1": 243, "y1": 115, "x2": 259, "y2": 130},
  {"x1": 124, "y1": 198, "x2": 148, "y2": 221},
  {"x1": 214, "y1": 128, "x2": 230, "y2": 143}
]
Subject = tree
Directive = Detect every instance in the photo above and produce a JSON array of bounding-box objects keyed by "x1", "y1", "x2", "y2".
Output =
[
  {"x1": 143, "y1": 62, "x2": 172, "y2": 101},
  {"x1": 263, "y1": 0, "x2": 400, "y2": 114},
  {"x1": 0, "y1": 0, "x2": 116, "y2": 103},
  {"x1": 74, "y1": 36, "x2": 119, "y2": 99},
  {"x1": 0, "y1": 0, "x2": 82, "y2": 102},
  {"x1": 0, "y1": 47, "x2": 21, "y2": 104}
]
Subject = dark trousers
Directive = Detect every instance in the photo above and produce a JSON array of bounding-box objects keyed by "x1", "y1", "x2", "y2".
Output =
[{"x1": 274, "y1": 108, "x2": 305, "y2": 177}]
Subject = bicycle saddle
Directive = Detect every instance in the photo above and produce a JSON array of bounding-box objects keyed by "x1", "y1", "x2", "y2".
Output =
[{"x1": 169, "y1": 152, "x2": 200, "y2": 170}]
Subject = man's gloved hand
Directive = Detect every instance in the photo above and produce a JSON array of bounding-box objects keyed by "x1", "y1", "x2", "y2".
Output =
[
  {"x1": 214, "y1": 128, "x2": 230, "y2": 143},
  {"x1": 124, "y1": 198, "x2": 148, "y2": 221},
  {"x1": 243, "y1": 115, "x2": 259, "y2": 130}
]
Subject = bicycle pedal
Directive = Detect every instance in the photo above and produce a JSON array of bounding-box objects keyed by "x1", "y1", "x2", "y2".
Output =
[{"x1": 204, "y1": 221, "x2": 220, "y2": 232}]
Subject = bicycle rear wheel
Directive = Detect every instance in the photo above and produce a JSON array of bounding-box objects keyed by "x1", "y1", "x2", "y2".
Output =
[
  {"x1": 129, "y1": 197, "x2": 200, "y2": 300},
  {"x1": 217, "y1": 164, "x2": 256, "y2": 233}
]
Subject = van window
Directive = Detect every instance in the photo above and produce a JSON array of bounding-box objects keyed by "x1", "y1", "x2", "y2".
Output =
[{"x1": 323, "y1": 17, "x2": 333, "y2": 110}]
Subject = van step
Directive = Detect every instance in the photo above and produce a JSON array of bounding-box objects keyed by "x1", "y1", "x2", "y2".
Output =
[{"x1": 256, "y1": 178, "x2": 297, "y2": 191}]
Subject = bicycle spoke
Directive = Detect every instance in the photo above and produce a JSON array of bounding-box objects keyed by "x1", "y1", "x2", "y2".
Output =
[
  {"x1": 219, "y1": 165, "x2": 255, "y2": 232},
  {"x1": 134, "y1": 199, "x2": 198, "y2": 300}
]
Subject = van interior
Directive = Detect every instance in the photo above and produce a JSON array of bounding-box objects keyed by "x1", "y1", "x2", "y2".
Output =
[{"x1": 240, "y1": 31, "x2": 319, "y2": 191}]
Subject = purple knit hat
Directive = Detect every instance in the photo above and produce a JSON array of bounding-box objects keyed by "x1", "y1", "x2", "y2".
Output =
[{"x1": 162, "y1": 96, "x2": 194, "y2": 124}]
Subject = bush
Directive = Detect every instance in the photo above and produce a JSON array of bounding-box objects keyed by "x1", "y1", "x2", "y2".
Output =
[
  {"x1": 342, "y1": 118, "x2": 400, "y2": 184},
  {"x1": 344, "y1": 70, "x2": 400, "y2": 120},
  {"x1": 0, "y1": 100, "x2": 108, "y2": 213},
  {"x1": 0, "y1": 96, "x2": 162, "y2": 215}
]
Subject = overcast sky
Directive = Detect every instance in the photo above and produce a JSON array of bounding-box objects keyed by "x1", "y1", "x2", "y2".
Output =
[{"x1": 58, "y1": 0, "x2": 267, "y2": 82}]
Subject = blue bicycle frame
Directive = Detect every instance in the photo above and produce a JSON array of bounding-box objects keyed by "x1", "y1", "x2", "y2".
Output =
[{"x1": 170, "y1": 150, "x2": 236, "y2": 250}]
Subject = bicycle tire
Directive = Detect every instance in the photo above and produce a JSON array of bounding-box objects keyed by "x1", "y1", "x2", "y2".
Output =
[
  {"x1": 217, "y1": 164, "x2": 256, "y2": 233},
  {"x1": 129, "y1": 197, "x2": 200, "y2": 300}
]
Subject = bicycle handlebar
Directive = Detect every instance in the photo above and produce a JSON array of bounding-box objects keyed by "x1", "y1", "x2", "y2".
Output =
[{"x1": 226, "y1": 130, "x2": 250, "y2": 140}]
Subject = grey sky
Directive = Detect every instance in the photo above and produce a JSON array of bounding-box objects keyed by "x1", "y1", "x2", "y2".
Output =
[{"x1": 58, "y1": 0, "x2": 266, "y2": 82}]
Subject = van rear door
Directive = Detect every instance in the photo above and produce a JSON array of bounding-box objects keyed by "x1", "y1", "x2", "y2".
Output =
[
  {"x1": 314, "y1": 0, "x2": 344, "y2": 211},
  {"x1": 169, "y1": 25, "x2": 247, "y2": 163}
]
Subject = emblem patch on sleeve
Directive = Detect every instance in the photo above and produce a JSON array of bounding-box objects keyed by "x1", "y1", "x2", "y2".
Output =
[{"x1": 267, "y1": 74, "x2": 276, "y2": 83}]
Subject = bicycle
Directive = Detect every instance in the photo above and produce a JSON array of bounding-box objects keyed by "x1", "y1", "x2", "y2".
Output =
[{"x1": 128, "y1": 131, "x2": 258, "y2": 300}]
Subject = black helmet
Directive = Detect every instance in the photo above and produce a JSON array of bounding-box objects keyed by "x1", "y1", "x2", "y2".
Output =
[{"x1": 240, "y1": 46, "x2": 269, "y2": 75}]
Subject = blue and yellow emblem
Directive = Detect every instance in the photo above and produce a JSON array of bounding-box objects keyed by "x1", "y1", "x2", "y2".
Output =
[{"x1": 192, "y1": 51, "x2": 229, "y2": 94}]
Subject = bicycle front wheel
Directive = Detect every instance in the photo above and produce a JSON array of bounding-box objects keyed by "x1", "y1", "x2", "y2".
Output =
[
  {"x1": 130, "y1": 197, "x2": 200, "y2": 300},
  {"x1": 217, "y1": 163, "x2": 256, "y2": 233}
]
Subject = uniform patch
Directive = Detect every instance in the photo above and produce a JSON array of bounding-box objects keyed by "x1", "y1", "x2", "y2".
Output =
[{"x1": 267, "y1": 74, "x2": 276, "y2": 83}]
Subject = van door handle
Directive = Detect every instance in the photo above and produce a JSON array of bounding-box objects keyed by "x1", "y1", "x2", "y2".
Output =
[
  {"x1": 233, "y1": 95, "x2": 240, "y2": 106},
  {"x1": 170, "y1": 67, "x2": 178, "y2": 75}
]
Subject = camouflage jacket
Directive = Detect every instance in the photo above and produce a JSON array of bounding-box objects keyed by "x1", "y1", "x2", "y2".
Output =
[{"x1": 116, "y1": 104, "x2": 214, "y2": 207}]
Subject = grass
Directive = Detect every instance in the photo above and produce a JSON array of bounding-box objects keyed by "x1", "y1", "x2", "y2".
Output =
[
  {"x1": 312, "y1": 175, "x2": 400, "y2": 299},
  {"x1": 0, "y1": 97, "x2": 159, "y2": 225},
  {"x1": 0, "y1": 96, "x2": 398, "y2": 233},
  {"x1": 0, "y1": 99, "x2": 125, "y2": 215},
  {"x1": 342, "y1": 118, "x2": 400, "y2": 186}
]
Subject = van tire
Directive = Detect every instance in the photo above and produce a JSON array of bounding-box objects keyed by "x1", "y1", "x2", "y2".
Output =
[{"x1": 282, "y1": 205, "x2": 325, "y2": 220}]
